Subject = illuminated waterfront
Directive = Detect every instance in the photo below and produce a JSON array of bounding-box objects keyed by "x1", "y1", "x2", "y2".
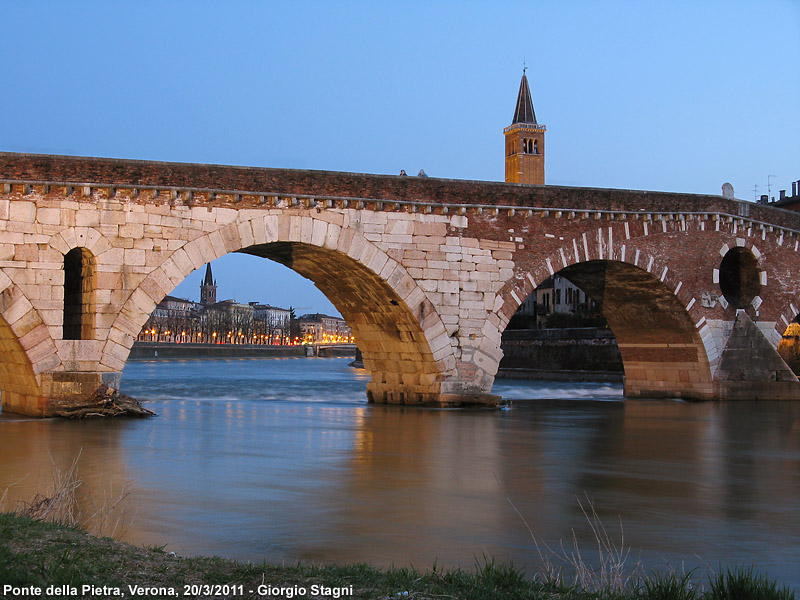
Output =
[{"x1": 1, "y1": 357, "x2": 798, "y2": 589}]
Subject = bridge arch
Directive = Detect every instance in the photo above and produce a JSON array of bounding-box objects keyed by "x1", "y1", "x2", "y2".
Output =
[
  {"x1": 497, "y1": 241, "x2": 715, "y2": 401},
  {"x1": 0, "y1": 270, "x2": 59, "y2": 415},
  {"x1": 105, "y1": 213, "x2": 457, "y2": 405}
]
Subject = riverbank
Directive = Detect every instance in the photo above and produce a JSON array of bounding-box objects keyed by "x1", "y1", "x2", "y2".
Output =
[
  {"x1": 128, "y1": 342, "x2": 356, "y2": 360},
  {"x1": 499, "y1": 328, "x2": 623, "y2": 379},
  {"x1": 495, "y1": 367, "x2": 624, "y2": 382},
  {"x1": 0, "y1": 512, "x2": 793, "y2": 600}
]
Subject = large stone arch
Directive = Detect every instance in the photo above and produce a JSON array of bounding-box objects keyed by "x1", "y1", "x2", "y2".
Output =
[
  {"x1": 104, "y1": 213, "x2": 460, "y2": 405},
  {"x1": 0, "y1": 270, "x2": 59, "y2": 415},
  {"x1": 0, "y1": 310, "x2": 42, "y2": 415},
  {"x1": 495, "y1": 239, "x2": 715, "y2": 400}
]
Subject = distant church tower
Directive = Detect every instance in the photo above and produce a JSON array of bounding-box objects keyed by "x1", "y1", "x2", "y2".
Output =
[
  {"x1": 504, "y1": 69, "x2": 545, "y2": 184},
  {"x1": 200, "y1": 263, "x2": 217, "y2": 305}
]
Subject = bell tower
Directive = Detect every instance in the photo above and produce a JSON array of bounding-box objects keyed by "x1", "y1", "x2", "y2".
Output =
[
  {"x1": 200, "y1": 263, "x2": 217, "y2": 305},
  {"x1": 504, "y1": 68, "x2": 545, "y2": 184}
]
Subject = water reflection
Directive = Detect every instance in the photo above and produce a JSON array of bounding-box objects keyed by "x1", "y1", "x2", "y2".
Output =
[
  {"x1": 0, "y1": 358, "x2": 798, "y2": 589},
  {"x1": 0, "y1": 417, "x2": 134, "y2": 537}
]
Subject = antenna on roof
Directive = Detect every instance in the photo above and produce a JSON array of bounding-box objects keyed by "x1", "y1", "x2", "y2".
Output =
[{"x1": 768, "y1": 175, "x2": 777, "y2": 202}]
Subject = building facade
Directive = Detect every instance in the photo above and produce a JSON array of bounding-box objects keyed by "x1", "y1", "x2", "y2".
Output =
[
  {"x1": 249, "y1": 303, "x2": 291, "y2": 344},
  {"x1": 771, "y1": 178, "x2": 800, "y2": 212},
  {"x1": 511, "y1": 275, "x2": 599, "y2": 328},
  {"x1": 138, "y1": 263, "x2": 304, "y2": 345},
  {"x1": 296, "y1": 313, "x2": 352, "y2": 343},
  {"x1": 533, "y1": 275, "x2": 598, "y2": 327}
]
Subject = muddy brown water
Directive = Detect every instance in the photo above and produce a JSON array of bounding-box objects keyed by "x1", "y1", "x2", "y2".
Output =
[{"x1": 1, "y1": 357, "x2": 798, "y2": 589}]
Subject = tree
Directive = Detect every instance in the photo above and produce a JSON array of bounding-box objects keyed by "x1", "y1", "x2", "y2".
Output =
[{"x1": 288, "y1": 306, "x2": 300, "y2": 344}]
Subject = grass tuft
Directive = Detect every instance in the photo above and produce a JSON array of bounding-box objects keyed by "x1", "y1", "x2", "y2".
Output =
[
  {"x1": 707, "y1": 565, "x2": 796, "y2": 600},
  {"x1": 636, "y1": 570, "x2": 699, "y2": 600}
]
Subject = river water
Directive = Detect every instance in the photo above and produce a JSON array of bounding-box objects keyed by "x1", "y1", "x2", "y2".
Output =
[{"x1": 1, "y1": 357, "x2": 799, "y2": 589}]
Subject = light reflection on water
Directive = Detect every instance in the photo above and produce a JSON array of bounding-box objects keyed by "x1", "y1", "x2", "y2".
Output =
[{"x1": 1, "y1": 356, "x2": 798, "y2": 589}]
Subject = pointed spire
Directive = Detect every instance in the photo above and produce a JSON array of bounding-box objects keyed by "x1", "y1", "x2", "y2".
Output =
[
  {"x1": 200, "y1": 263, "x2": 217, "y2": 305},
  {"x1": 203, "y1": 263, "x2": 214, "y2": 286},
  {"x1": 512, "y1": 70, "x2": 537, "y2": 125}
]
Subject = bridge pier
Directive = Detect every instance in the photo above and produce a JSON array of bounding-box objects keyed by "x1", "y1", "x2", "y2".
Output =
[
  {"x1": 712, "y1": 312, "x2": 800, "y2": 401},
  {"x1": 621, "y1": 355, "x2": 716, "y2": 401},
  {"x1": 40, "y1": 372, "x2": 122, "y2": 414},
  {"x1": 366, "y1": 380, "x2": 501, "y2": 407},
  {"x1": 365, "y1": 386, "x2": 501, "y2": 407},
  {"x1": 3, "y1": 372, "x2": 123, "y2": 417}
]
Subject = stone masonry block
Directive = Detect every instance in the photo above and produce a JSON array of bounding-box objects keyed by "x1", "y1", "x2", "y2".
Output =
[
  {"x1": 119, "y1": 222, "x2": 145, "y2": 239},
  {"x1": 208, "y1": 230, "x2": 227, "y2": 258},
  {"x1": 324, "y1": 223, "x2": 341, "y2": 251},
  {"x1": 129, "y1": 287, "x2": 157, "y2": 315},
  {"x1": 238, "y1": 221, "x2": 255, "y2": 248},
  {"x1": 300, "y1": 216, "x2": 314, "y2": 243},
  {"x1": 367, "y1": 249, "x2": 389, "y2": 275},
  {"x1": 36, "y1": 208, "x2": 60, "y2": 225},
  {"x1": 124, "y1": 248, "x2": 146, "y2": 266},
  {"x1": 219, "y1": 224, "x2": 242, "y2": 252},
  {"x1": 345, "y1": 233, "x2": 366, "y2": 262},
  {"x1": 213, "y1": 207, "x2": 238, "y2": 225},
  {"x1": 9, "y1": 201, "x2": 35, "y2": 223},
  {"x1": 191, "y1": 234, "x2": 216, "y2": 265},
  {"x1": 311, "y1": 219, "x2": 328, "y2": 247}
]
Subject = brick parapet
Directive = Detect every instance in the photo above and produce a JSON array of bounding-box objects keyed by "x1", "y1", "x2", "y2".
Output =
[{"x1": 3, "y1": 153, "x2": 800, "y2": 232}]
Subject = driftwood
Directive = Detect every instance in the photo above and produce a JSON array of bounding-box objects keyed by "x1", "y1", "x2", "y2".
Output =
[{"x1": 53, "y1": 385, "x2": 155, "y2": 419}]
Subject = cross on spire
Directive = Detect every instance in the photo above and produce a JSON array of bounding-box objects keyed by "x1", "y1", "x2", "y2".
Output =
[{"x1": 512, "y1": 69, "x2": 537, "y2": 125}]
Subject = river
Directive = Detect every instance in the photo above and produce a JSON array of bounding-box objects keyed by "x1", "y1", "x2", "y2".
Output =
[{"x1": 1, "y1": 357, "x2": 799, "y2": 589}]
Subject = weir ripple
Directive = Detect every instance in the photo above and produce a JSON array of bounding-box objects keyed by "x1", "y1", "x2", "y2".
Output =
[{"x1": 1, "y1": 357, "x2": 798, "y2": 589}]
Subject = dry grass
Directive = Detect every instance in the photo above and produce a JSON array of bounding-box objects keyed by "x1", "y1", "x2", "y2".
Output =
[
  {"x1": 558, "y1": 495, "x2": 641, "y2": 592},
  {"x1": 0, "y1": 450, "x2": 132, "y2": 538},
  {"x1": 496, "y1": 475, "x2": 641, "y2": 594}
]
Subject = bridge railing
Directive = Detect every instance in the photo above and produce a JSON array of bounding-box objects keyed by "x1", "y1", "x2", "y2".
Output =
[{"x1": 2, "y1": 178, "x2": 800, "y2": 239}]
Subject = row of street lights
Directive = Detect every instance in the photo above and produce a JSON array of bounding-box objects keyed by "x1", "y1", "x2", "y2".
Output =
[{"x1": 140, "y1": 328, "x2": 355, "y2": 345}]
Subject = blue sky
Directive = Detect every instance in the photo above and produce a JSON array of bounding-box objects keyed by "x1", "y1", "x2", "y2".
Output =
[{"x1": 2, "y1": 1, "x2": 798, "y2": 314}]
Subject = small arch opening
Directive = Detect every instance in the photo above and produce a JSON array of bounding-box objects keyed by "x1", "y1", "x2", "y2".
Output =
[
  {"x1": 719, "y1": 247, "x2": 760, "y2": 309},
  {"x1": 63, "y1": 247, "x2": 95, "y2": 340},
  {"x1": 533, "y1": 139, "x2": 539, "y2": 154}
]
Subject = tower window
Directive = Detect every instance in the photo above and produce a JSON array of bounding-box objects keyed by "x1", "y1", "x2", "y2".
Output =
[{"x1": 533, "y1": 140, "x2": 539, "y2": 154}]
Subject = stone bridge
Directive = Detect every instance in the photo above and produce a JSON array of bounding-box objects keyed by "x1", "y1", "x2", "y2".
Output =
[{"x1": 2, "y1": 152, "x2": 800, "y2": 416}]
